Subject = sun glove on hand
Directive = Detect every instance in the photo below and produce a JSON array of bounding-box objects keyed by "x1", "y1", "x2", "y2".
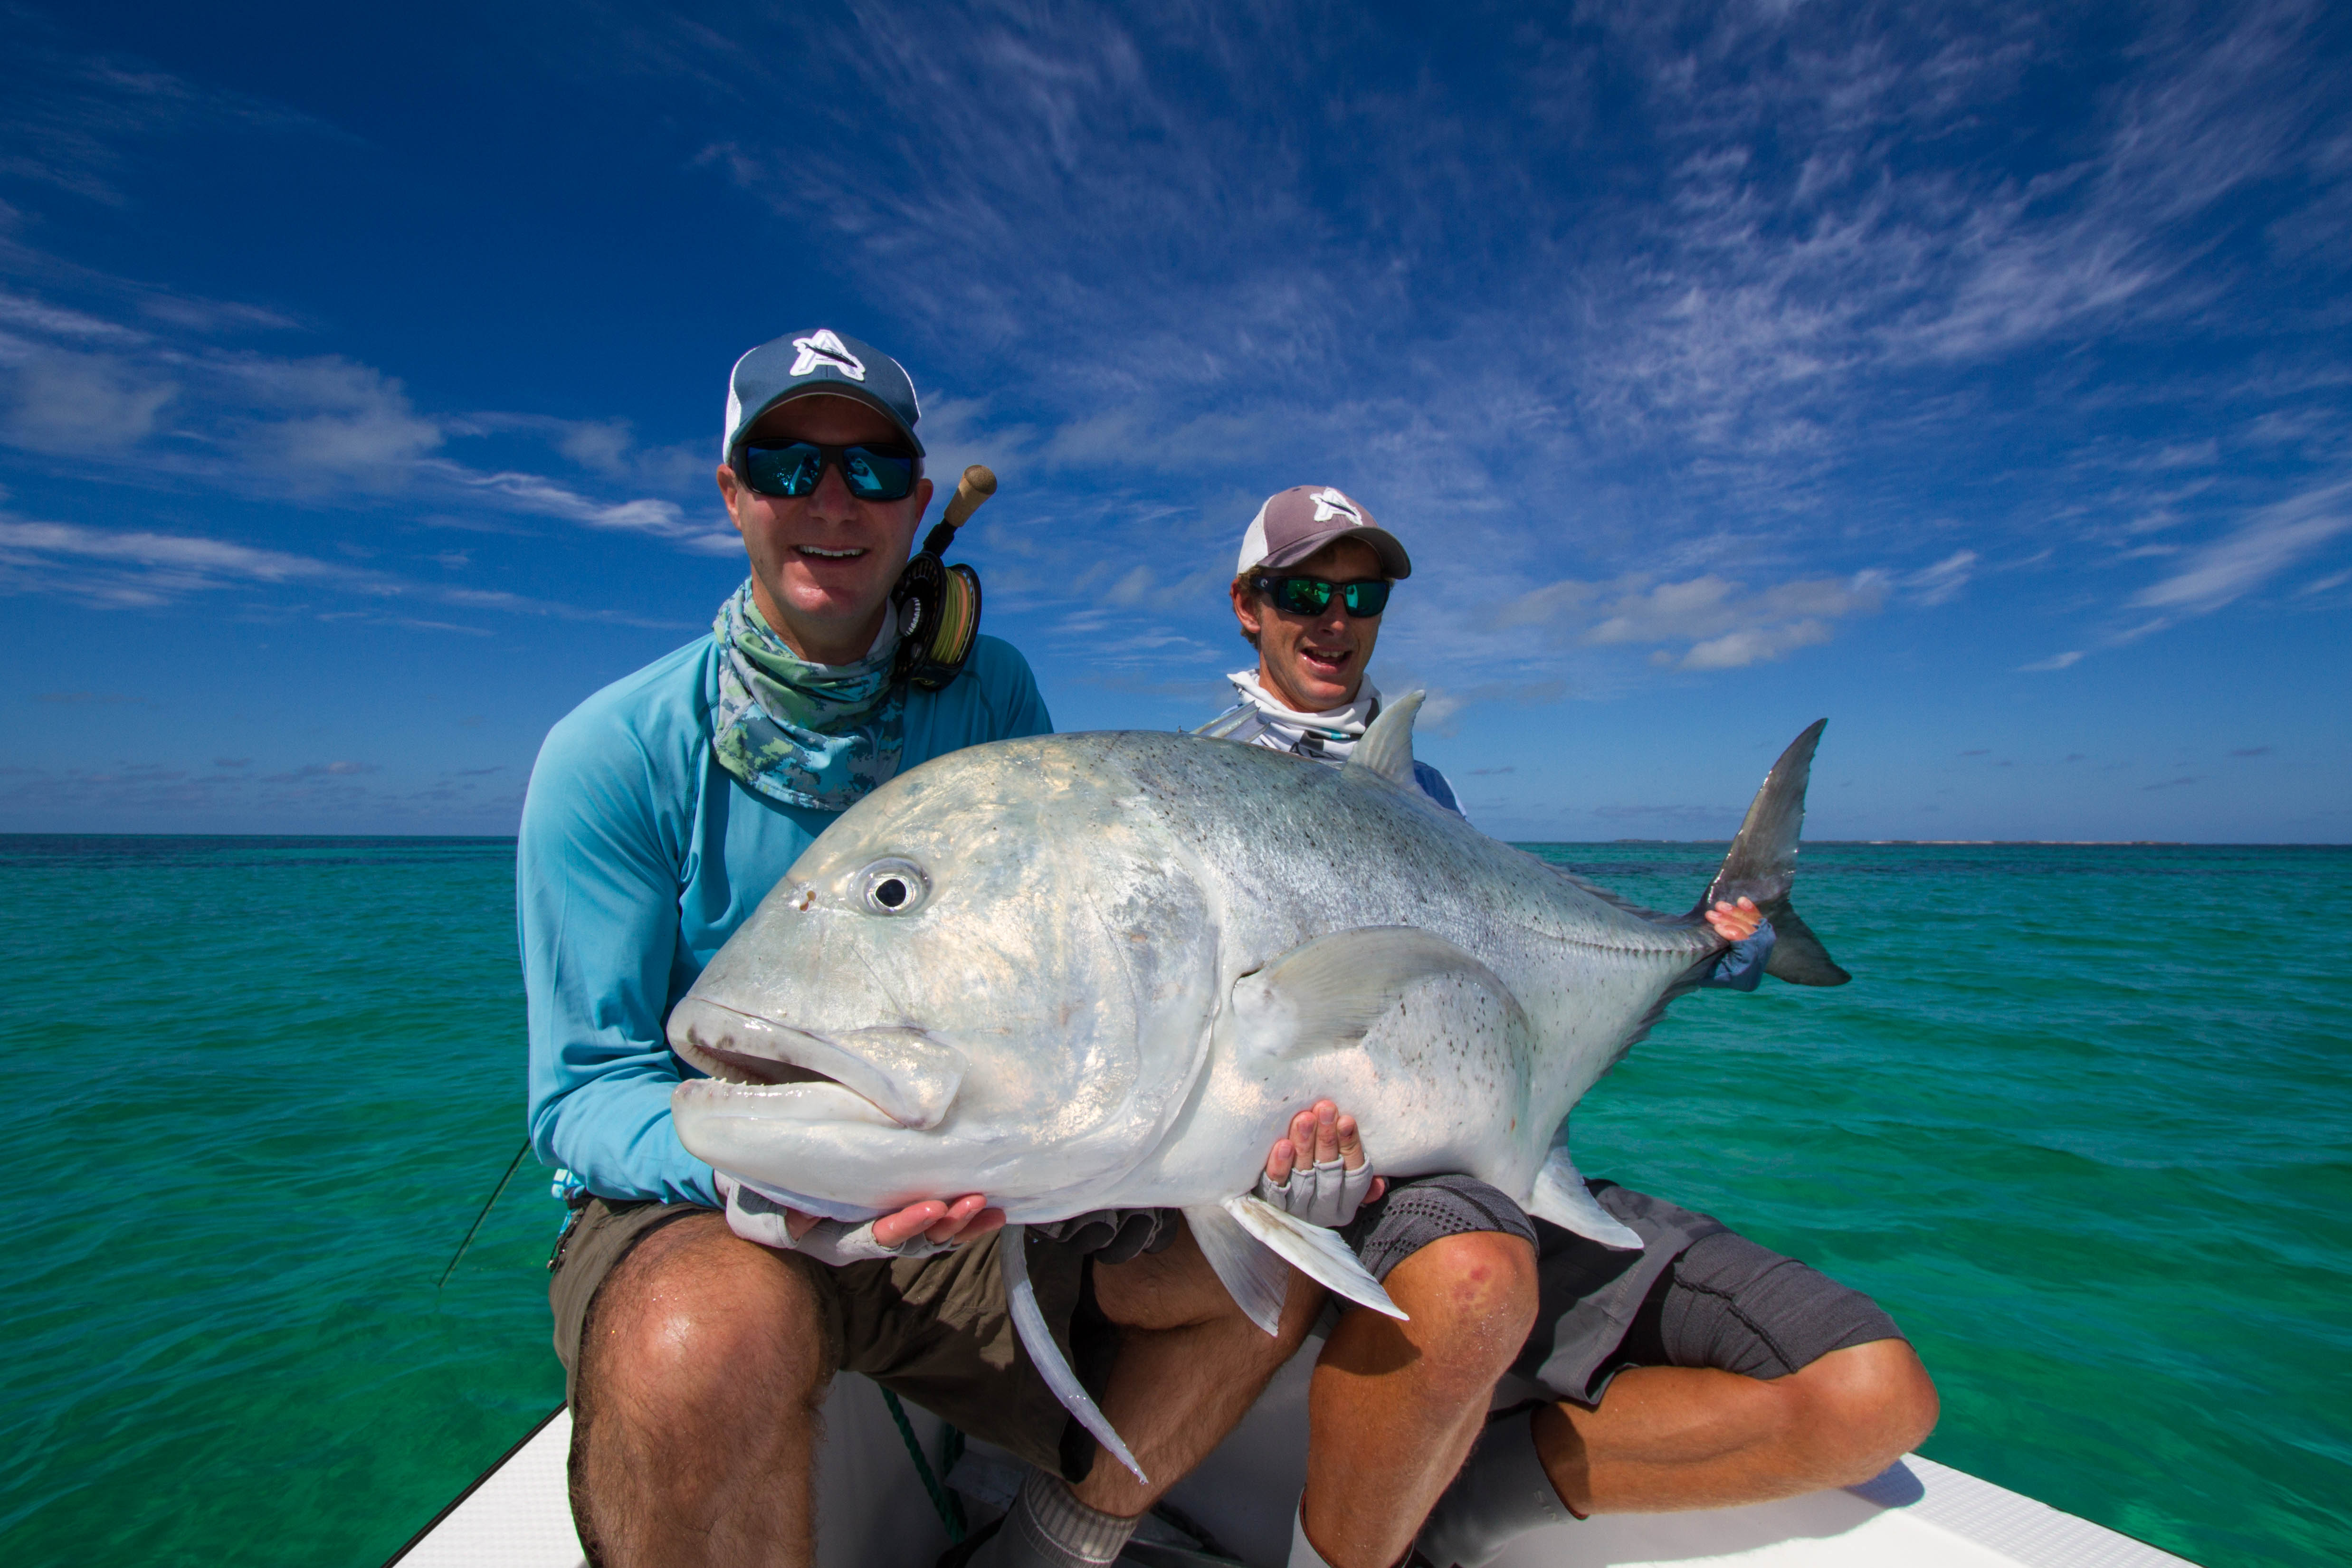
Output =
[
  {"x1": 1255, "y1": 1156, "x2": 1378, "y2": 1228},
  {"x1": 715, "y1": 1172, "x2": 954, "y2": 1264}
]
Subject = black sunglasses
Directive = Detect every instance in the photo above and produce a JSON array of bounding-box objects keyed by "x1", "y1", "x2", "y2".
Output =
[
  {"x1": 1259, "y1": 575, "x2": 1393, "y2": 618},
  {"x1": 737, "y1": 441, "x2": 922, "y2": 502}
]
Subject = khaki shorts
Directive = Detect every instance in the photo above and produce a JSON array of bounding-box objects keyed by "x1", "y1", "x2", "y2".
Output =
[{"x1": 549, "y1": 1198, "x2": 1110, "y2": 1481}]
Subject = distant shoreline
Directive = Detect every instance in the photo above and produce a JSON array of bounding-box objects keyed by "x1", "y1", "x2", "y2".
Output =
[{"x1": 0, "y1": 832, "x2": 2345, "y2": 849}]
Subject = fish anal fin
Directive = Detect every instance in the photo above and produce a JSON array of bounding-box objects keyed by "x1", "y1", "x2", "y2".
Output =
[
  {"x1": 1229, "y1": 927, "x2": 1528, "y2": 1061},
  {"x1": 1183, "y1": 1202, "x2": 1290, "y2": 1336},
  {"x1": 1344, "y1": 690, "x2": 1423, "y2": 788},
  {"x1": 1525, "y1": 1146, "x2": 1643, "y2": 1251},
  {"x1": 1222, "y1": 1195, "x2": 1407, "y2": 1321},
  {"x1": 1001, "y1": 1224, "x2": 1148, "y2": 1482}
]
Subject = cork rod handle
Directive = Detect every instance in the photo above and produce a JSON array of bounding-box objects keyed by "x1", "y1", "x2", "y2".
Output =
[{"x1": 941, "y1": 465, "x2": 998, "y2": 530}]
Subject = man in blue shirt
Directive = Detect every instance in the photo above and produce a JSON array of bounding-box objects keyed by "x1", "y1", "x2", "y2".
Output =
[
  {"x1": 1195, "y1": 485, "x2": 1938, "y2": 1568},
  {"x1": 522, "y1": 331, "x2": 1315, "y2": 1568}
]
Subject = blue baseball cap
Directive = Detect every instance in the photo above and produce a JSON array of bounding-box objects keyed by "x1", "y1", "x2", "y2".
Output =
[{"x1": 722, "y1": 328, "x2": 925, "y2": 460}]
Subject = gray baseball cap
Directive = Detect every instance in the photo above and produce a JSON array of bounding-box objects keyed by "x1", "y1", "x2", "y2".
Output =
[
  {"x1": 722, "y1": 328, "x2": 925, "y2": 459},
  {"x1": 1236, "y1": 485, "x2": 1412, "y2": 578}
]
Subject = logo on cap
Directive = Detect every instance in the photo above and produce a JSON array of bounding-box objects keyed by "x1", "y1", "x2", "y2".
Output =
[
  {"x1": 1310, "y1": 487, "x2": 1366, "y2": 527},
  {"x1": 789, "y1": 329, "x2": 867, "y2": 382}
]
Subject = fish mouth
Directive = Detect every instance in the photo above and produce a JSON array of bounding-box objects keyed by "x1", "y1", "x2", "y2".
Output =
[{"x1": 667, "y1": 996, "x2": 965, "y2": 1130}]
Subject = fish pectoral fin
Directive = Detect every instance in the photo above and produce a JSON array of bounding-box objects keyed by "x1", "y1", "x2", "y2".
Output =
[
  {"x1": 1344, "y1": 689, "x2": 1423, "y2": 788},
  {"x1": 1229, "y1": 927, "x2": 1527, "y2": 1060},
  {"x1": 1001, "y1": 1224, "x2": 1148, "y2": 1483},
  {"x1": 1222, "y1": 1194, "x2": 1408, "y2": 1321},
  {"x1": 1183, "y1": 1203, "x2": 1291, "y2": 1336},
  {"x1": 1525, "y1": 1145, "x2": 1644, "y2": 1250}
]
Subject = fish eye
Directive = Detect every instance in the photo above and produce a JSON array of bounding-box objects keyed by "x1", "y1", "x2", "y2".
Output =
[{"x1": 858, "y1": 858, "x2": 928, "y2": 915}]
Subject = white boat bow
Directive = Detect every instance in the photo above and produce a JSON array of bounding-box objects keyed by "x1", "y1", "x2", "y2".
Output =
[{"x1": 390, "y1": 1338, "x2": 2196, "y2": 1568}]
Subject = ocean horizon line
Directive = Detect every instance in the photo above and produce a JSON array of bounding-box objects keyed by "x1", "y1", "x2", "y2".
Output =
[{"x1": 0, "y1": 831, "x2": 2345, "y2": 849}]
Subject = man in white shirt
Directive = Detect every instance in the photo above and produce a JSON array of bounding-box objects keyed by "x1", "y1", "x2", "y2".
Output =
[
  {"x1": 1197, "y1": 485, "x2": 1938, "y2": 1568},
  {"x1": 1196, "y1": 485, "x2": 1467, "y2": 815}
]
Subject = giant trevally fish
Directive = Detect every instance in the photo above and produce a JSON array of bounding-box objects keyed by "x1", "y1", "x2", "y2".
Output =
[{"x1": 667, "y1": 697, "x2": 1847, "y2": 1475}]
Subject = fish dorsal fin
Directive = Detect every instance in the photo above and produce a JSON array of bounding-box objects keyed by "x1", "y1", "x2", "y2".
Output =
[
  {"x1": 1222, "y1": 1194, "x2": 1408, "y2": 1320},
  {"x1": 1228, "y1": 927, "x2": 1525, "y2": 1061},
  {"x1": 1183, "y1": 1202, "x2": 1292, "y2": 1335},
  {"x1": 1525, "y1": 1142, "x2": 1643, "y2": 1250},
  {"x1": 1345, "y1": 688, "x2": 1424, "y2": 788}
]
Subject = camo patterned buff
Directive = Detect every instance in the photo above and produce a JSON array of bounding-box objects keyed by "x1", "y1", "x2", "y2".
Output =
[{"x1": 710, "y1": 581, "x2": 905, "y2": 812}]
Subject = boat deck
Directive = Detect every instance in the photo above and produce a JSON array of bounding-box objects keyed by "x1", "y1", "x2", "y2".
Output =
[{"x1": 391, "y1": 1345, "x2": 2196, "y2": 1568}]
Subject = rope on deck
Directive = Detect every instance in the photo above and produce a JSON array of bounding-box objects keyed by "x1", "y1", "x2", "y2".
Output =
[{"x1": 881, "y1": 1387, "x2": 967, "y2": 1542}]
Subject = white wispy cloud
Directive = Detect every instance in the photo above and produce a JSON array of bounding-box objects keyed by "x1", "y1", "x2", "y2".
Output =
[
  {"x1": 4, "y1": 0, "x2": 2347, "y2": 732},
  {"x1": 0, "y1": 288, "x2": 143, "y2": 341},
  {"x1": 0, "y1": 517, "x2": 343, "y2": 605},
  {"x1": 0, "y1": 37, "x2": 731, "y2": 561},
  {"x1": 0, "y1": 513, "x2": 685, "y2": 625},
  {"x1": 1907, "y1": 551, "x2": 1978, "y2": 606},
  {"x1": 0, "y1": 24, "x2": 349, "y2": 206},
  {"x1": 1489, "y1": 569, "x2": 1891, "y2": 671},
  {"x1": 642, "y1": 0, "x2": 2349, "y2": 713},
  {"x1": 424, "y1": 462, "x2": 735, "y2": 551},
  {"x1": 0, "y1": 278, "x2": 730, "y2": 552},
  {"x1": 2130, "y1": 478, "x2": 2352, "y2": 614}
]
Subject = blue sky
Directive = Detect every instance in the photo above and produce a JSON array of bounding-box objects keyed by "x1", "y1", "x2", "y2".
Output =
[{"x1": 2, "y1": 0, "x2": 2347, "y2": 841}]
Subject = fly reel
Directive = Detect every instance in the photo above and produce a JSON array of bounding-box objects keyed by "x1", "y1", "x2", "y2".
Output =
[{"x1": 891, "y1": 465, "x2": 995, "y2": 692}]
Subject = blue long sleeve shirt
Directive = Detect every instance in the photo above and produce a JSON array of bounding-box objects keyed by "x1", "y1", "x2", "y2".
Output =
[
  {"x1": 1702, "y1": 921, "x2": 1776, "y2": 989},
  {"x1": 519, "y1": 633, "x2": 1051, "y2": 1207}
]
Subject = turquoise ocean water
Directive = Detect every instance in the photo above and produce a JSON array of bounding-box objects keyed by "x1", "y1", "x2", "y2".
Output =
[{"x1": 1, "y1": 836, "x2": 2346, "y2": 1567}]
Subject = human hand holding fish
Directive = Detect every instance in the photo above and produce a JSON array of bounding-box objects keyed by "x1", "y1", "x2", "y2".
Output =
[
  {"x1": 716, "y1": 1171, "x2": 1002, "y2": 1263},
  {"x1": 1705, "y1": 895, "x2": 1765, "y2": 942},
  {"x1": 1258, "y1": 1098, "x2": 1386, "y2": 1225}
]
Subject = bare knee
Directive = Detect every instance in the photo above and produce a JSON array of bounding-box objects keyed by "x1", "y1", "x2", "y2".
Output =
[
  {"x1": 1390, "y1": 1233, "x2": 1539, "y2": 1368},
  {"x1": 1328, "y1": 1232, "x2": 1537, "y2": 1404},
  {"x1": 578, "y1": 1215, "x2": 833, "y2": 1438},
  {"x1": 1783, "y1": 1339, "x2": 1939, "y2": 1484}
]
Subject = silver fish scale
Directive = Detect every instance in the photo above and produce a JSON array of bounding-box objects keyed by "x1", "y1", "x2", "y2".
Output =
[
  {"x1": 1082, "y1": 733, "x2": 1721, "y2": 1176},
  {"x1": 1086, "y1": 730, "x2": 1716, "y2": 972}
]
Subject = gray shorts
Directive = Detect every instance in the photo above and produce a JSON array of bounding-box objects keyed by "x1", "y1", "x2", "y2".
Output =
[{"x1": 1342, "y1": 1175, "x2": 1903, "y2": 1406}]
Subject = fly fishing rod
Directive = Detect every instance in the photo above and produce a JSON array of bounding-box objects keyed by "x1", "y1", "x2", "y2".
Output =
[{"x1": 436, "y1": 1137, "x2": 533, "y2": 1290}]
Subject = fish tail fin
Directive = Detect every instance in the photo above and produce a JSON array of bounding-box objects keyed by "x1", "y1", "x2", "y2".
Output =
[
  {"x1": 1760, "y1": 905, "x2": 1849, "y2": 987},
  {"x1": 1696, "y1": 719, "x2": 1851, "y2": 987}
]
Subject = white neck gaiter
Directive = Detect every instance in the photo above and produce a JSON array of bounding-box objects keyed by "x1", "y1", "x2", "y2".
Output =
[{"x1": 1223, "y1": 668, "x2": 1382, "y2": 760}]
